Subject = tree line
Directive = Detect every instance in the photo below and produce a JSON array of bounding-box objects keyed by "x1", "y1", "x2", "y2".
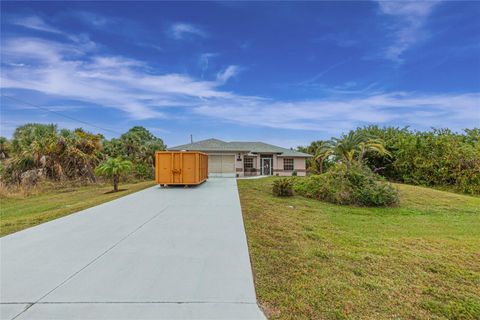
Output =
[
  {"x1": 0, "y1": 124, "x2": 166, "y2": 189},
  {"x1": 298, "y1": 126, "x2": 480, "y2": 195},
  {"x1": 1, "y1": 123, "x2": 478, "y2": 195}
]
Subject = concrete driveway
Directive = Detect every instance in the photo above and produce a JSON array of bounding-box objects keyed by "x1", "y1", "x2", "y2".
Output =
[{"x1": 0, "y1": 178, "x2": 265, "y2": 319}]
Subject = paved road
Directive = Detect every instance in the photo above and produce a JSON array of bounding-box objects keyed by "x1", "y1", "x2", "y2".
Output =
[{"x1": 1, "y1": 179, "x2": 265, "y2": 319}]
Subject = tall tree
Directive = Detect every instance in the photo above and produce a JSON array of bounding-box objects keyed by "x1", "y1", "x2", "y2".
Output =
[
  {"x1": 298, "y1": 140, "x2": 333, "y2": 174},
  {"x1": 3, "y1": 124, "x2": 102, "y2": 183},
  {"x1": 104, "y1": 126, "x2": 166, "y2": 178},
  {"x1": 0, "y1": 137, "x2": 11, "y2": 159},
  {"x1": 329, "y1": 131, "x2": 390, "y2": 167},
  {"x1": 313, "y1": 142, "x2": 334, "y2": 174}
]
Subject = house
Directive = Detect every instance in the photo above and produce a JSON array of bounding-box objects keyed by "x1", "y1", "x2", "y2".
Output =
[{"x1": 168, "y1": 138, "x2": 312, "y2": 177}]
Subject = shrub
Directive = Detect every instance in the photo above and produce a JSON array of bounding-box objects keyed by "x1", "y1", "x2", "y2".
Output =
[
  {"x1": 133, "y1": 162, "x2": 152, "y2": 179},
  {"x1": 353, "y1": 179, "x2": 399, "y2": 206},
  {"x1": 272, "y1": 178, "x2": 294, "y2": 197},
  {"x1": 292, "y1": 170, "x2": 298, "y2": 176},
  {"x1": 301, "y1": 127, "x2": 480, "y2": 195},
  {"x1": 293, "y1": 164, "x2": 399, "y2": 206},
  {"x1": 354, "y1": 126, "x2": 480, "y2": 195}
]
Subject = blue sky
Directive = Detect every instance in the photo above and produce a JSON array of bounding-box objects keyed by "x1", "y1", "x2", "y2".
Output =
[{"x1": 1, "y1": 1, "x2": 479, "y2": 148}]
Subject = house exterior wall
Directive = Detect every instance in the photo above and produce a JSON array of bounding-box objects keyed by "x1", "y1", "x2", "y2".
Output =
[
  {"x1": 274, "y1": 156, "x2": 307, "y2": 176},
  {"x1": 235, "y1": 152, "x2": 246, "y2": 177},
  {"x1": 272, "y1": 154, "x2": 281, "y2": 175},
  {"x1": 178, "y1": 150, "x2": 308, "y2": 177},
  {"x1": 294, "y1": 157, "x2": 307, "y2": 176},
  {"x1": 272, "y1": 154, "x2": 278, "y2": 171}
]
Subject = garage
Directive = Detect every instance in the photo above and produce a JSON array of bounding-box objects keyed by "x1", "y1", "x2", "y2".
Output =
[{"x1": 208, "y1": 154, "x2": 235, "y2": 177}]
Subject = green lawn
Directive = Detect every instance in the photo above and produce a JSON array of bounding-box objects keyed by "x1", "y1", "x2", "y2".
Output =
[
  {"x1": 0, "y1": 180, "x2": 155, "y2": 237},
  {"x1": 238, "y1": 177, "x2": 480, "y2": 320}
]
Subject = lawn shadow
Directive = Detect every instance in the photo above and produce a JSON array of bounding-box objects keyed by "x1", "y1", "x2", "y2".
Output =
[
  {"x1": 104, "y1": 189, "x2": 128, "y2": 194},
  {"x1": 158, "y1": 184, "x2": 204, "y2": 189}
]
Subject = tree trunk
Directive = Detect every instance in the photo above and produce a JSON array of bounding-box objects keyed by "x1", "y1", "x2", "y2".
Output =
[{"x1": 113, "y1": 175, "x2": 119, "y2": 192}]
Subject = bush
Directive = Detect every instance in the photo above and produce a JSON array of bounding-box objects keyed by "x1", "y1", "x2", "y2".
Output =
[
  {"x1": 272, "y1": 178, "x2": 294, "y2": 197},
  {"x1": 292, "y1": 170, "x2": 298, "y2": 176},
  {"x1": 133, "y1": 162, "x2": 153, "y2": 179},
  {"x1": 355, "y1": 126, "x2": 480, "y2": 195},
  {"x1": 353, "y1": 179, "x2": 399, "y2": 206},
  {"x1": 293, "y1": 164, "x2": 399, "y2": 206}
]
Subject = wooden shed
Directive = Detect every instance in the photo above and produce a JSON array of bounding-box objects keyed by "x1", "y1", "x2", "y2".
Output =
[{"x1": 155, "y1": 151, "x2": 208, "y2": 185}]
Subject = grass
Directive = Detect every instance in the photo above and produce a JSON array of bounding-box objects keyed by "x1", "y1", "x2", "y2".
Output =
[
  {"x1": 238, "y1": 177, "x2": 480, "y2": 320},
  {"x1": 0, "y1": 180, "x2": 155, "y2": 237}
]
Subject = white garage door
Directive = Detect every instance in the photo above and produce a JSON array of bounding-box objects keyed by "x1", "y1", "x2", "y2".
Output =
[{"x1": 208, "y1": 155, "x2": 235, "y2": 177}]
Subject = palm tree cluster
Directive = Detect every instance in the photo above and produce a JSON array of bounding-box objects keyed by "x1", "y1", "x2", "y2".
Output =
[
  {"x1": 1, "y1": 124, "x2": 103, "y2": 184},
  {"x1": 329, "y1": 131, "x2": 391, "y2": 167},
  {"x1": 299, "y1": 131, "x2": 390, "y2": 174},
  {"x1": 299, "y1": 126, "x2": 480, "y2": 195},
  {"x1": 0, "y1": 124, "x2": 166, "y2": 189}
]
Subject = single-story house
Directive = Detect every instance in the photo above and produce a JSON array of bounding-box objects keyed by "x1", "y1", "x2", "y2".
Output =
[{"x1": 168, "y1": 138, "x2": 312, "y2": 177}]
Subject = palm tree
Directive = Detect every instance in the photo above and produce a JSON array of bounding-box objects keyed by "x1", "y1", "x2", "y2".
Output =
[
  {"x1": 312, "y1": 141, "x2": 334, "y2": 174},
  {"x1": 330, "y1": 131, "x2": 390, "y2": 167},
  {"x1": 95, "y1": 157, "x2": 132, "y2": 192},
  {"x1": 357, "y1": 138, "x2": 391, "y2": 164},
  {"x1": 0, "y1": 137, "x2": 10, "y2": 159}
]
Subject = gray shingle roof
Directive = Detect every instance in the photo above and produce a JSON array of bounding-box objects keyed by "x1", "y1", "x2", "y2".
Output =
[{"x1": 168, "y1": 138, "x2": 312, "y2": 157}]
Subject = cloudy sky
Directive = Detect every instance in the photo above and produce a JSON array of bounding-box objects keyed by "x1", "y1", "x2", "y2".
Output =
[{"x1": 1, "y1": 1, "x2": 479, "y2": 148}]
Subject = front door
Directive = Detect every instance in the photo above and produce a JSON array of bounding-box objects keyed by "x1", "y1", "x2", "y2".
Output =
[{"x1": 261, "y1": 158, "x2": 272, "y2": 175}]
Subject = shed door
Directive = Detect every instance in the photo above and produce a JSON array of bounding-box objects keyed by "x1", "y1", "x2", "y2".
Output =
[
  {"x1": 208, "y1": 155, "x2": 235, "y2": 176},
  {"x1": 181, "y1": 153, "x2": 196, "y2": 184},
  {"x1": 156, "y1": 153, "x2": 172, "y2": 184}
]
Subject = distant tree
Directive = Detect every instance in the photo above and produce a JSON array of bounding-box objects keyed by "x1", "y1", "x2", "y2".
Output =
[
  {"x1": 95, "y1": 157, "x2": 132, "y2": 192},
  {"x1": 298, "y1": 140, "x2": 334, "y2": 174},
  {"x1": 313, "y1": 142, "x2": 334, "y2": 174},
  {"x1": 353, "y1": 125, "x2": 410, "y2": 178},
  {"x1": 120, "y1": 126, "x2": 165, "y2": 161},
  {"x1": 464, "y1": 128, "x2": 480, "y2": 145},
  {"x1": 304, "y1": 126, "x2": 480, "y2": 195},
  {"x1": 329, "y1": 131, "x2": 390, "y2": 167},
  {"x1": 2, "y1": 124, "x2": 102, "y2": 183},
  {"x1": 0, "y1": 124, "x2": 168, "y2": 186},
  {"x1": 0, "y1": 137, "x2": 11, "y2": 159},
  {"x1": 104, "y1": 126, "x2": 165, "y2": 178}
]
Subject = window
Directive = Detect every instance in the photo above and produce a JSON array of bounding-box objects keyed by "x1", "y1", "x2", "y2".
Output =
[
  {"x1": 244, "y1": 157, "x2": 254, "y2": 169},
  {"x1": 283, "y1": 158, "x2": 294, "y2": 171}
]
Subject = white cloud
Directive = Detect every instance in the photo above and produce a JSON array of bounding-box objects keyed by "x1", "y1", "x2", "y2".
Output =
[
  {"x1": 199, "y1": 52, "x2": 219, "y2": 77},
  {"x1": 193, "y1": 92, "x2": 480, "y2": 133},
  {"x1": 377, "y1": 1, "x2": 441, "y2": 62},
  {"x1": 73, "y1": 11, "x2": 111, "y2": 27},
  {"x1": 299, "y1": 58, "x2": 351, "y2": 86},
  {"x1": 1, "y1": 37, "x2": 235, "y2": 120},
  {"x1": 9, "y1": 14, "x2": 97, "y2": 50},
  {"x1": 216, "y1": 65, "x2": 240, "y2": 83},
  {"x1": 1, "y1": 28, "x2": 478, "y2": 136},
  {"x1": 378, "y1": 1, "x2": 439, "y2": 17},
  {"x1": 169, "y1": 23, "x2": 207, "y2": 39},
  {"x1": 315, "y1": 32, "x2": 359, "y2": 48},
  {"x1": 12, "y1": 15, "x2": 63, "y2": 34}
]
